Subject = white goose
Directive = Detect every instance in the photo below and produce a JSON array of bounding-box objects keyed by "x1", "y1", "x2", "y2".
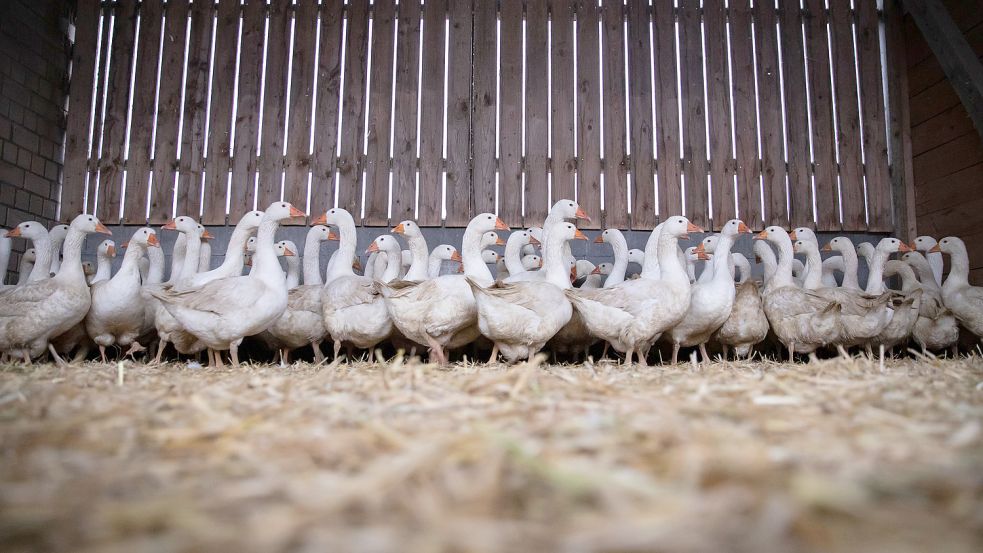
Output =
[
  {"x1": 90, "y1": 239, "x2": 116, "y2": 284},
  {"x1": 47, "y1": 224, "x2": 69, "y2": 277},
  {"x1": 183, "y1": 210, "x2": 263, "y2": 289},
  {"x1": 821, "y1": 236, "x2": 862, "y2": 290},
  {"x1": 277, "y1": 240, "x2": 301, "y2": 289},
  {"x1": 392, "y1": 220, "x2": 430, "y2": 282},
  {"x1": 501, "y1": 230, "x2": 540, "y2": 279},
  {"x1": 594, "y1": 228, "x2": 630, "y2": 287},
  {"x1": 428, "y1": 244, "x2": 462, "y2": 278},
  {"x1": 912, "y1": 235, "x2": 944, "y2": 286},
  {"x1": 4, "y1": 221, "x2": 51, "y2": 283},
  {"x1": 933, "y1": 237, "x2": 983, "y2": 341},
  {"x1": 716, "y1": 252, "x2": 769, "y2": 358},
  {"x1": 16, "y1": 248, "x2": 36, "y2": 286},
  {"x1": 902, "y1": 251, "x2": 960, "y2": 353},
  {"x1": 152, "y1": 202, "x2": 304, "y2": 367},
  {"x1": 877, "y1": 260, "x2": 922, "y2": 354}
]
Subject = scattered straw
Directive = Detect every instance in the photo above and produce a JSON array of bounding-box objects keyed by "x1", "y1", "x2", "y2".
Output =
[{"x1": 0, "y1": 356, "x2": 981, "y2": 552}]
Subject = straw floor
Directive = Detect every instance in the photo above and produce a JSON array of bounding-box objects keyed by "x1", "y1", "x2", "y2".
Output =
[{"x1": 1, "y1": 354, "x2": 981, "y2": 553}]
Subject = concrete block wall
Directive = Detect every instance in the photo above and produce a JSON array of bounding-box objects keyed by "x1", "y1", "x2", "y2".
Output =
[{"x1": 0, "y1": 0, "x2": 70, "y2": 284}]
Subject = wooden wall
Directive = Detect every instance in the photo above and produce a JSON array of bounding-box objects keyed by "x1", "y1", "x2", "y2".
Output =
[{"x1": 904, "y1": 0, "x2": 983, "y2": 285}]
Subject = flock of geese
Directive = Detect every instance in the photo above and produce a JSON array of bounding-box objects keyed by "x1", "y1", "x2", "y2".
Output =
[{"x1": 0, "y1": 199, "x2": 981, "y2": 367}]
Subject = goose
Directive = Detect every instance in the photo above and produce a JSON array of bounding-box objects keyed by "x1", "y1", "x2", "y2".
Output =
[
  {"x1": 627, "y1": 248, "x2": 644, "y2": 272},
  {"x1": 198, "y1": 226, "x2": 212, "y2": 272},
  {"x1": 277, "y1": 240, "x2": 301, "y2": 289},
  {"x1": 541, "y1": 199, "x2": 591, "y2": 266},
  {"x1": 856, "y1": 241, "x2": 875, "y2": 289},
  {"x1": 0, "y1": 214, "x2": 111, "y2": 362},
  {"x1": 716, "y1": 252, "x2": 769, "y2": 358},
  {"x1": 902, "y1": 251, "x2": 960, "y2": 353},
  {"x1": 90, "y1": 239, "x2": 116, "y2": 284},
  {"x1": 364, "y1": 251, "x2": 380, "y2": 280},
  {"x1": 376, "y1": 213, "x2": 508, "y2": 364},
  {"x1": 821, "y1": 237, "x2": 862, "y2": 290},
  {"x1": 399, "y1": 250, "x2": 413, "y2": 279},
  {"x1": 932, "y1": 237, "x2": 983, "y2": 341},
  {"x1": 470, "y1": 221, "x2": 585, "y2": 362},
  {"x1": 151, "y1": 202, "x2": 304, "y2": 367},
  {"x1": 876, "y1": 260, "x2": 922, "y2": 355},
  {"x1": 81, "y1": 261, "x2": 95, "y2": 280},
  {"x1": 912, "y1": 235, "x2": 944, "y2": 286},
  {"x1": 573, "y1": 260, "x2": 596, "y2": 286},
  {"x1": 754, "y1": 240, "x2": 778, "y2": 284},
  {"x1": 502, "y1": 230, "x2": 540, "y2": 279},
  {"x1": 392, "y1": 220, "x2": 430, "y2": 282},
  {"x1": 696, "y1": 235, "x2": 719, "y2": 284},
  {"x1": 669, "y1": 219, "x2": 749, "y2": 363},
  {"x1": 579, "y1": 262, "x2": 606, "y2": 290},
  {"x1": 521, "y1": 254, "x2": 543, "y2": 271},
  {"x1": 166, "y1": 233, "x2": 188, "y2": 284},
  {"x1": 428, "y1": 244, "x2": 462, "y2": 278},
  {"x1": 566, "y1": 216, "x2": 699, "y2": 366},
  {"x1": 85, "y1": 228, "x2": 159, "y2": 361},
  {"x1": 593, "y1": 228, "x2": 629, "y2": 287},
  {"x1": 685, "y1": 246, "x2": 706, "y2": 284},
  {"x1": 4, "y1": 221, "x2": 51, "y2": 283},
  {"x1": 183, "y1": 211, "x2": 264, "y2": 289},
  {"x1": 16, "y1": 248, "x2": 36, "y2": 286},
  {"x1": 152, "y1": 216, "x2": 209, "y2": 362},
  {"x1": 266, "y1": 226, "x2": 334, "y2": 364},
  {"x1": 521, "y1": 226, "x2": 543, "y2": 257},
  {"x1": 318, "y1": 208, "x2": 400, "y2": 359},
  {"x1": 821, "y1": 256, "x2": 844, "y2": 288},
  {"x1": 46, "y1": 224, "x2": 69, "y2": 276}
]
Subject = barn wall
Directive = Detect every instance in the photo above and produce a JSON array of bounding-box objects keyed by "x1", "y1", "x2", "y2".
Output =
[
  {"x1": 904, "y1": 0, "x2": 983, "y2": 285},
  {"x1": 0, "y1": 0, "x2": 71, "y2": 283}
]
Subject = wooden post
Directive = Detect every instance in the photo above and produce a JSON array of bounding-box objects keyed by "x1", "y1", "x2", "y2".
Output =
[{"x1": 885, "y1": 0, "x2": 917, "y2": 240}]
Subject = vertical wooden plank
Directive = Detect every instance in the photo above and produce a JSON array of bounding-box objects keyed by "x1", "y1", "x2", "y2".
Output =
[
  {"x1": 364, "y1": 0, "x2": 396, "y2": 225},
  {"x1": 498, "y1": 0, "x2": 523, "y2": 226},
  {"x1": 471, "y1": 0, "x2": 497, "y2": 216},
  {"x1": 884, "y1": 0, "x2": 915, "y2": 239},
  {"x1": 417, "y1": 0, "x2": 446, "y2": 226},
  {"x1": 391, "y1": 0, "x2": 422, "y2": 222},
  {"x1": 754, "y1": 0, "x2": 788, "y2": 228},
  {"x1": 627, "y1": 0, "x2": 657, "y2": 229},
  {"x1": 829, "y1": 0, "x2": 864, "y2": 230},
  {"x1": 551, "y1": 0, "x2": 576, "y2": 205},
  {"x1": 575, "y1": 0, "x2": 601, "y2": 230},
  {"x1": 704, "y1": 0, "x2": 734, "y2": 227},
  {"x1": 729, "y1": 0, "x2": 762, "y2": 230},
  {"x1": 600, "y1": 0, "x2": 628, "y2": 229},
  {"x1": 202, "y1": 0, "x2": 240, "y2": 225},
  {"x1": 310, "y1": 0, "x2": 344, "y2": 219},
  {"x1": 678, "y1": 0, "x2": 708, "y2": 228},
  {"x1": 96, "y1": 0, "x2": 137, "y2": 223},
  {"x1": 256, "y1": 0, "x2": 290, "y2": 210},
  {"x1": 780, "y1": 0, "x2": 813, "y2": 229},
  {"x1": 176, "y1": 0, "x2": 213, "y2": 219},
  {"x1": 228, "y1": 0, "x2": 264, "y2": 221},
  {"x1": 526, "y1": 0, "x2": 550, "y2": 224},
  {"x1": 652, "y1": 0, "x2": 680, "y2": 220},
  {"x1": 88, "y1": 7, "x2": 115, "y2": 216},
  {"x1": 857, "y1": 0, "x2": 892, "y2": 232},
  {"x1": 804, "y1": 0, "x2": 838, "y2": 231},
  {"x1": 336, "y1": 0, "x2": 370, "y2": 224},
  {"x1": 444, "y1": 0, "x2": 473, "y2": 226},
  {"x1": 63, "y1": 0, "x2": 102, "y2": 221},
  {"x1": 150, "y1": 0, "x2": 189, "y2": 223},
  {"x1": 283, "y1": 0, "x2": 318, "y2": 218},
  {"x1": 121, "y1": 0, "x2": 162, "y2": 224}
]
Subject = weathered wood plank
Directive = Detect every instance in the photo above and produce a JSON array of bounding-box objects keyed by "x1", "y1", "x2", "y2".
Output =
[
  {"x1": 679, "y1": 0, "x2": 707, "y2": 228},
  {"x1": 754, "y1": 0, "x2": 787, "y2": 228},
  {"x1": 729, "y1": 0, "x2": 762, "y2": 230},
  {"x1": 256, "y1": 0, "x2": 290, "y2": 210},
  {"x1": 881, "y1": 0, "x2": 912, "y2": 237},
  {"x1": 804, "y1": 0, "x2": 838, "y2": 231},
  {"x1": 704, "y1": 0, "x2": 734, "y2": 227},
  {"x1": 627, "y1": 0, "x2": 656, "y2": 229},
  {"x1": 471, "y1": 0, "x2": 497, "y2": 216},
  {"x1": 96, "y1": 0, "x2": 137, "y2": 223},
  {"x1": 652, "y1": 0, "x2": 680, "y2": 221},
  {"x1": 62, "y1": 0, "x2": 101, "y2": 221},
  {"x1": 202, "y1": 0, "x2": 239, "y2": 225},
  {"x1": 600, "y1": 0, "x2": 628, "y2": 229},
  {"x1": 121, "y1": 0, "x2": 162, "y2": 224},
  {"x1": 575, "y1": 0, "x2": 602, "y2": 230},
  {"x1": 417, "y1": 0, "x2": 446, "y2": 226},
  {"x1": 443, "y1": 0, "x2": 472, "y2": 226},
  {"x1": 498, "y1": 0, "x2": 523, "y2": 226},
  {"x1": 309, "y1": 0, "x2": 344, "y2": 219},
  {"x1": 525, "y1": 0, "x2": 550, "y2": 225},
  {"x1": 364, "y1": 0, "x2": 396, "y2": 225},
  {"x1": 336, "y1": 0, "x2": 370, "y2": 223},
  {"x1": 175, "y1": 0, "x2": 213, "y2": 220},
  {"x1": 829, "y1": 0, "x2": 865, "y2": 231},
  {"x1": 390, "y1": 0, "x2": 421, "y2": 222},
  {"x1": 779, "y1": 0, "x2": 813, "y2": 229},
  {"x1": 228, "y1": 0, "x2": 265, "y2": 221},
  {"x1": 283, "y1": 0, "x2": 319, "y2": 219},
  {"x1": 149, "y1": 0, "x2": 189, "y2": 223},
  {"x1": 551, "y1": 0, "x2": 577, "y2": 206}
]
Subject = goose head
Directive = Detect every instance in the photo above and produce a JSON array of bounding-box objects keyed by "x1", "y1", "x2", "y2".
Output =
[
  {"x1": 197, "y1": 224, "x2": 214, "y2": 241},
  {"x1": 876, "y1": 236, "x2": 911, "y2": 255},
  {"x1": 468, "y1": 212, "x2": 510, "y2": 234},
  {"x1": 627, "y1": 248, "x2": 645, "y2": 266},
  {"x1": 391, "y1": 220, "x2": 423, "y2": 238},
  {"x1": 5, "y1": 221, "x2": 48, "y2": 241},
  {"x1": 591, "y1": 262, "x2": 614, "y2": 275},
  {"x1": 98, "y1": 239, "x2": 116, "y2": 259},
  {"x1": 81, "y1": 260, "x2": 95, "y2": 276},
  {"x1": 789, "y1": 226, "x2": 817, "y2": 245},
  {"x1": 575, "y1": 259, "x2": 596, "y2": 280},
  {"x1": 432, "y1": 244, "x2": 462, "y2": 262},
  {"x1": 822, "y1": 236, "x2": 852, "y2": 254},
  {"x1": 263, "y1": 201, "x2": 306, "y2": 222},
  {"x1": 522, "y1": 254, "x2": 543, "y2": 270},
  {"x1": 754, "y1": 226, "x2": 791, "y2": 247},
  {"x1": 720, "y1": 218, "x2": 751, "y2": 238},
  {"x1": 856, "y1": 242, "x2": 875, "y2": 263},
  {"x1": 912, "y1": 235, "x2": 938, "y2": 253},
  {"x1": 689, "y1": 245, "x2": 711, "y2": 261},
  {"x1": 237, "y1": 210, "x2": 265, "y2": 231},
  {"x1": 701, "y1": 236, "x2": 719, "y2": 254},
  {"x1": 792, "y1": 239, "x2": 818, "y2": 257},
  {"x1": 509, "y1": 230, "x2": 539, "y2": 247},
  {"x1": 162, "y1": 215, "x2": 200, "y2": 235},
  {"x1": 481, "y1": 231, "x2": 506, "y2": 249},
  {"x1": 550, "y1": 199, "x2": 591, "y2": 222},
  {"x1": 276, "y1": 240, "x2": 297, "y2": 257},
  {"x1": 593, "y1": 228, "x2": 619, "y2": 244},
  {"x1": 48, "y1": 224, "x2": 69, "y2": 241},
  {"x1": 481, "y1": 250, "x2": 500, "y2": 264},
  {"x1": 365, "y1": 235, "x2": 400, "y2": 256},
  {"x1": 69, "y1": 214, "x2": 113, "y2": 236},
  {"x1": 930, "y1": 236, "x2": 966, "y2": 256},
  {"x1": 23, "y1": 248, "x2": 37, "y2": 264},
  {"x1": 312, "y1": 207, "x2": 352, "y2": 227},
  {"x1": 245, "y1": 236, "x2": 257, "y2": 253},
  {"x1": 309, "y1": 225, "x2": 336, "y2": 242},
  {"x1": 662, "y1": 216, "x2": 702, "y2": 239},
  {"x1": 123, "y1": 227, "x2": 160, "y2": 251}
]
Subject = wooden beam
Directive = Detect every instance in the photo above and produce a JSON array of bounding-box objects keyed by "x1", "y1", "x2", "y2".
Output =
[
  {"x1": 902, "y1": 0, "x2": 983, "y2": 140},
  {"x1": 886, "y1": 0, "x2": 917, "y2": 240}
]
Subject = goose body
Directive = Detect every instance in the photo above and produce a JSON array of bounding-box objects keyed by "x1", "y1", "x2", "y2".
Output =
[
  {"x1": 902, "y1": 251, "x2": 960, "y2": 352},
  {"x1": 935, "y1": 237, "x2": 983, "y2": 340}
]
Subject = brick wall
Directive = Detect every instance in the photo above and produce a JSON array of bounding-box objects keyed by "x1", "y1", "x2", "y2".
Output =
[{"x1": 0, "y1": 0, "x2": 70, "y2": 284}]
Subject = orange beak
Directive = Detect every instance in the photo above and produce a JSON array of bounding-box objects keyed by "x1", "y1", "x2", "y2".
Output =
[
  {"x1": 148, "y1": 234, "x2": 160, "y2": 247},
  {"x1": 898, "y1": 242, "x2": 911, "y2": 253},
  {"x1": 106, "y1": 245, "x2": 116, "y2": 257},
  {"x1": 908, "y1": 242, "x2": 917, "y2": 251},
  {"x1": 121, "y1": 241, "x2": 129, "y2": 248},
  {"x1": 738, "y1": 221, "x2": 751, "y2": 233},
  {"x1": 754, "y1": 230, "x2": 768, "y2": 240},
  {"x1": 352, "y1": 258, "x2": 362, "y2": 271},
  {"x1": 821, "y1": 243, "x2": 833, "y2": 252},
  {"x1": 929, "y1": 244, "x2": 941, "y2": 253},
  {"x1": 201, "y1": 230, "x2": 214, "y2": 240},
  {"x1": 289, "y1": 206, "x2": 306, "y2": 218},
  {"x1": 245, "y1": 257, "x2": 252, "y2": 267},
  {"x1": 494, "y1": 217, "x2": 510, "y2": 231},
  {"x1": 457, "y1": 265, "x2": 464, "y2": 273},
  {"x1": 591, "y1": 266, "x2": 602, "y2": 275},
  {"x1": 282, "y1": 246, "x2": 296, "y2": 257},
  {"x1": 570, "y1": 265, "x2": 577, "y2": 282},
  {"x1": 313, "y1": 213, "x2": 327, "y2": 225},
  {"x1": 574, "y1": 229, "x2": 588, "y2": 241},
  {"x1": 495, "y1": 237, "x2": 506, "y2": 246},
  {"x1": 162, "y1": 220, "x2": 177, "y2": 230},
  {"x1": 789, "y1": 230, "x2": 798, "y2": 240},
  {"x1": 697, "y1": 251, "x2": 711, "y2": 261},
  {"x1": 392, "y1": 223, "x2": 405, "y2": 234},
  {"x1": 538, "y1": 258, "x2": 543, "y2": 268},
  {"x1": 695, "y1": 243, "x2": 706, "y2": 254},
  {"x1": 328, "y1": 231, "x2": 340, "y2": 241},
  {"x1": 528, "y1": 236, "x2": 541, "y2": 246},
  {"x1": 575, "y1": 207, "x2": 591, "y2": 222},
  {"x1": 593, "y1": 235, "x2": 605, "y2": 243},
  {"x1": 366, "y1": 242, "x2": 380, "y2": 254},
  {"x1": 687, "y1": 222, "x2": 704, "y2": 233},
  {"x1": 450, "y1": 251, "x2": 463, "y2": 262},
  {"x1": 96, "y1": 222, "x2": 112, "y2": 236},
  {"x1": 5, "y1": 227, "x2": 21, "y2": 238}
]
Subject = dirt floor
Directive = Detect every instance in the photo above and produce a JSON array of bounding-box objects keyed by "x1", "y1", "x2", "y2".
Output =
[{"x1": 0, "y1": 354, "x2": 981, "y2": 553}]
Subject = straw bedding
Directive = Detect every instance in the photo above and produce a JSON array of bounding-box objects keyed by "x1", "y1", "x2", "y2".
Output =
[{"x1": 1, "y1": 354, "x2": 981, "y2": 553}]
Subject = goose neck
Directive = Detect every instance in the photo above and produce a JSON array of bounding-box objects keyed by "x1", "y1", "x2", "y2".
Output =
[
  {"x1": 217, "y1": 226, "x2": 252, "y2": 278},
  {"x1": 710, "y1": 234, "x2": 736, "y2": 283},
  {"x1": 864, "y1": 249, "x2": 892, "y2": 294},
  {"x1": 606, "y1": 232, "x2": 629, "y2": 286},
  {"x1": 428, "y1": 252, "x2": 443, "y2": 278},
  {"x1": 462, "y1": 226, "x2": 493, "y2": 286},
  {"x1": 146, "y1": 244, "x2": 165, "y2": 283},
  {"x1": 772, "y1": 237, "x2": 795, "y2": 287},
  {"x1": 27, "y1": 234, "x2": 52, "y2": 282},
  {"x1": 801, "y1": 247, "x2": 823, "y2": 290},
  {"x1": 0, "y1": 238, "x2": 10, "y2": 285},
  {"x1": 944, "y1": 242, "x2": 969, "y2": 288},
  {"x1": 542, "y1": 233, "x2": 573, "y2": 289},
  {"x1": 167, "y1": 235, "x2": 186, "y2": 284},
  {"x1": 116, "y1": 243, "x2": 145, "y2": 280},
  {"x1": 836, "y1": 244, "x2": 861, "y2": 289},
  {"x1": 252, "y1": 220, "x2": 286, "y2": 285},
  {"x1": 55, "y1": 228, "x2": 87, "y2": 284},
  {"x1": 180, "y1": 233, "x2": 202, "y2": 280},
  {"x1": 404, "y1": 233, "x2": 430, "y2": 281},
  {"x1": 303, "y1": 232, "x2": 324, "y2": 285},
  {"x1": 325, "y1": 216, "x2": 357, "y2": 282},
  {"x1": 504, "y1": 235, "x2": 527, "y2": 276},
  {"x1": 657, "y1": 233, "x2": 687, "y2": 286}
]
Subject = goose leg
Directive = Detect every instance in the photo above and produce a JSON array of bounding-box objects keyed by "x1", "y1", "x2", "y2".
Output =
[
  {"x1": 47, "y1": 344, "x2": 67, "y2": 366},
  {"x1": 312, "y1": 341, "x2": 324, "y2": 363},
  {"x1": 99, "y1": 345, "x2": 108, "y2": 364},
  {"x1": 424, "y1": 334, "x2": 447, "y2": 366},
  {"x1": 636, "y1": 347, "x2": 648, "y2": 368},
  {"x1": 721, "y1": 344, "x2": 730, "y2": 360},
  {"x1": 207, "y1": 348, "x2": 216, "y2": 367},
  {"x1": 699, "y1": 343, "x2": 709, "y2": 364},
  {"x1": 230, "y1": 340, "x2": 242, "y2": 368},
  {"x1": 625, "y1": 348, "x2": 633, "y2": 367},
  {"x1": 21, "y1": 349, "x2": 31, "y2": 364},
  {"x1": 124, "y1": 341, "x2": 145, "y2": 359},
  {"x1": 333, "y1": 340, "x2": 342, "y2": 360},
  {"x1": 213, "y1": 350, "x2": 226, "y2": 369},
  {"x1": 488, "y1": 343, "x2": 499, "y2": 364},
  {"x1": 671, "y1": 343, "x2": 680, "y2": 365},
  {"x1": 601, "y1": 342, "x2": 609, "y2": 360},
  {"x1": 154, "y1": 339, "x2": 168, "y2": 365},
  {"x1": 879, "y1": 344, "x2": 885, "y2": 373},
  {"x1": 787, "y1": 342, "x2": 795, "y2": 363}
]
